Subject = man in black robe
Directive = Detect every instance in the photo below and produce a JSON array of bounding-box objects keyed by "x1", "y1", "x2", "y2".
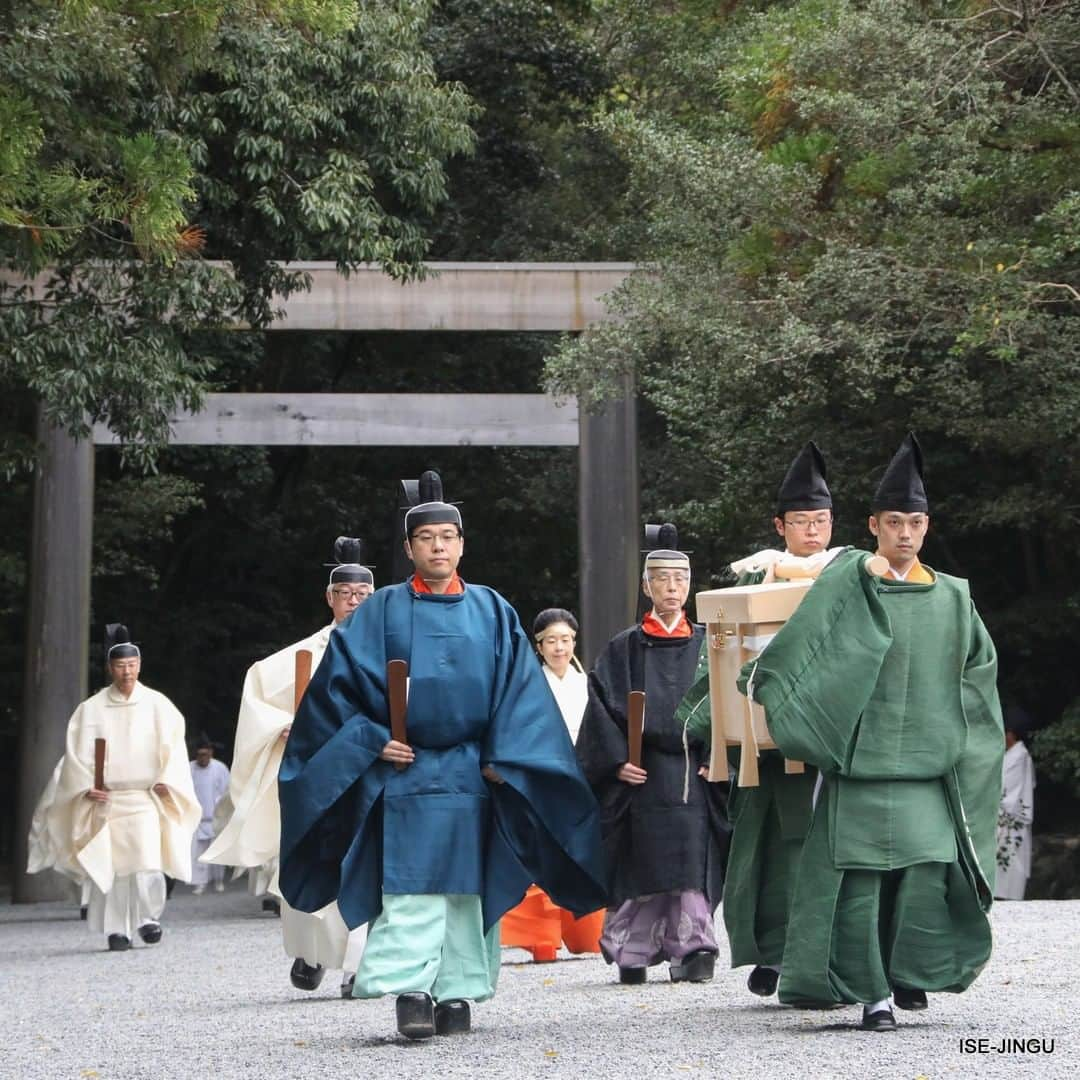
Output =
[{"x1": 576, "y1": 525, "x2": 730, "y2": 984}]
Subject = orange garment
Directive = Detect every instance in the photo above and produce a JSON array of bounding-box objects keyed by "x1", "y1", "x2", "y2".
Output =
[
  {"x1": 501, "y1": 884, "x2": 604, "y2": 959},
  {"x1": 409, "y1": 572, "x2": 464, "y2": 595},
  {"x1": 882, "y1": 557, "x2": 934, "y2": 585},
  {"x1": 641, "y1": 610, "x2": 692, "y2": 638}
]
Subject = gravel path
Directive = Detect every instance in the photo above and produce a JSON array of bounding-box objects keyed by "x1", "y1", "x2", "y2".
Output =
[{"x1": 4, "y1": 884, "x2": 1075, "y2": 1080}]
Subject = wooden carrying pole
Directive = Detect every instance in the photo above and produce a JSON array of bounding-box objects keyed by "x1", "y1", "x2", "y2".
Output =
[
  {"x1": 627, "y1": 690, "x2": 645, "y2": 768},
  {"x1": 293, "y1": 649, "x2": 313, "y2": 714},
  {"x1": 93, "y1": 738, "x2": 106, "y2": 791},
  {"x1": 387, "y1": 659, "x2": 409, "y2": 770}
]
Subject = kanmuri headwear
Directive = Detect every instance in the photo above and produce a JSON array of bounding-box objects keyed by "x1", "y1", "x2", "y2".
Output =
[
  {"x1": 403, "y1": 470, "x2": 463, "y2": 537},
  {"x1": 105, "y1": 623, "x2": 140, "y2": 660},
  {"x1": 872, "y1": 432, "x2": 928, "y2": 514},
  {"x1": 642, "y1": 522, "x2": 691, "y2": 574},
  {"x1": 776, "y1": 441, "x2": 832, "y2": 516},
  {"x1": 325, "y1": 537, "x2": 374, "y2": 588}
]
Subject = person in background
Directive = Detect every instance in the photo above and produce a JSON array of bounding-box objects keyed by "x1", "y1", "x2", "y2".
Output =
[
  {"x1": 46, "y1": 624, "x2": 198, "y2": 951},
  {"x1": 189, "y1": 740, "x2": 230, "y2": 895},
  {"x1": 201, "y1": 537, "x2": 374, "y2": 996},
  {"x1": 995, "y1": 706, "x2": 1036, "y2": 900},
  {"x1": 500, "y1": 608, "x2": 604, "y2": 962},
  {"x1": 577, "y1": 525, "x2": 730, "y2": 986}
]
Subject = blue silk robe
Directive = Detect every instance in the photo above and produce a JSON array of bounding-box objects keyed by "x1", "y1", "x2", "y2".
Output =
[{"x1": 278, "y1": 579, "x2": 607, "y2": 932}]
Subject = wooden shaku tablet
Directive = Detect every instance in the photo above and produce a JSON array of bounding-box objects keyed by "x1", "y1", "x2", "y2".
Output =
[
  {"x1": 626, "y1": 690, "x2": 645, "y2": 768},
  {"x1": 94, "y1": 737, "x2": 106, "y2": 791},
  {"x1": 387, "y1": 659, "x2": 409, "y2": 771},
  {"x1": 293, "y1": 649, "x2": 313, "y2": 715}
]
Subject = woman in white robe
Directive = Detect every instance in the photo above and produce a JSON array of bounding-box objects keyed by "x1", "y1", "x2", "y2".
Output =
[
  {"x1": 501, "y1": 608, "x2": 602, "y2": 961},
  {"x1": 46, "y1": 628, "x2": 199, "y2": 949},
  {"x1": 996, "y1": 717, "x2": 1036, "y2": 901}
]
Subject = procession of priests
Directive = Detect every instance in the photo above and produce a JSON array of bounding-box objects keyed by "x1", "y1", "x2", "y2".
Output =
[{"x1": 30, "y1": 440, "x2": 1020, "y2": 1037}]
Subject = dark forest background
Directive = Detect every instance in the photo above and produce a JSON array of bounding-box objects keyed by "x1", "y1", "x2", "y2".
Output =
[{"x1": 3, "y1": 2, "x2": 1079, "y2": 867}]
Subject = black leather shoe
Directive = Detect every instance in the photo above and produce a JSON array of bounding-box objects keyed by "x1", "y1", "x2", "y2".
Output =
[
  {"x1": 861, "y1": 1006, "x2": 897, "y2": 1032},
  {"x1": 396, "y1": 992, "x2": 436, "y2": 1039},
  {"x1": 670, "y1": 949, "x2": 716, "y2": 983},
  {"x1": 289, "y1": 958, "x2": 325, "y2": 991},
  {"x1": 340, "y1": 975, "x2": 355, "y2": 1000},
  {"x1": 107, "y1": 934, "x2": 130, "y2": 951},
  {"x1": 262, "y1": 898, "x2": 281, "y2": 916},
  {"x1": 618, "y1": 966, "x2": 646, "y2": 985},
  {"x1": 434, "y1": 999, "x2": 471, "y2": 1035},
  {"x1": 893, "y1": 987, "x2": 928, "y2": 1011},
  {"x1": 747, "y1": 965, "x2": 780, "y2": 997},
  {"x1": 138, "y1": 922, "x2": 162, "y2": 944}
]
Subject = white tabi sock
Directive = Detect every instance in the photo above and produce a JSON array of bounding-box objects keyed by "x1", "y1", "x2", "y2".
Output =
[{"x1": 865, "y1": 998, "x2": 891, "y2": 1013}]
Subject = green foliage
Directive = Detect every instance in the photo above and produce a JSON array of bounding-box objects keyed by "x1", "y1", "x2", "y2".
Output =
[
  {"x1": 0, "y1": 0, "x2": 477, "y2": 473},
  {"x1": 547, "y1": 0, "x2": 1080, "y2": 712},
  {"x1": 1032, "y1": 701, "x2": 1080, "y2": 801}
]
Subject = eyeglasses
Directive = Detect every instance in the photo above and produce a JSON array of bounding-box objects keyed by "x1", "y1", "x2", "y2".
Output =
[
  {"x1": 331, "y1": 587, "x2": 371, "y2": 601},
  {"x1": 411, "y1": 530, "x2": 462, "y2": 546},
  {"x1": 647, "y1": 571, "x2": 690, "y2": 585},
  {"x1": 783, "y1": 514, "x2": 832, "y2": 531}
]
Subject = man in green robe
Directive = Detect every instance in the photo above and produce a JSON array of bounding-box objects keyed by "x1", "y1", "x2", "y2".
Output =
[
  {"x1": 739, "y1": 434, "x2": 1003, "y2": 1031},
  {"x1": 676, "y1": 441, "x2": 834, "y2": 999}
]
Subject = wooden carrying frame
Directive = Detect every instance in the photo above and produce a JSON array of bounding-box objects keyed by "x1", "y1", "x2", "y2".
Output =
[{"x1": 696, "y1": 554, "x2": 888, "y2": 787}]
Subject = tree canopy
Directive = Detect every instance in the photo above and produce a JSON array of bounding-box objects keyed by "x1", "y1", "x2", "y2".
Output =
[
  {"x1": 548, "y1": 0, "x2": 1080, "y2": 717},
  {"x1": 0, "y1": 1, "x2": 475, "y2": 472}
]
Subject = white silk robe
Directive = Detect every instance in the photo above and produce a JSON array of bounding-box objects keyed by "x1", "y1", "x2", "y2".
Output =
[
  {"x1": 202, "y1": 623, "x2": 366, "y2": 971},
  {"x1": 995, "y1": 740, "x2": 1036, "y2": 900},
  {"x1": 27, "y1": 757, "x2": 82, "y2": 882},
  {"x1": 46, "y1": 683, "x2": 199, "y2": 894}
]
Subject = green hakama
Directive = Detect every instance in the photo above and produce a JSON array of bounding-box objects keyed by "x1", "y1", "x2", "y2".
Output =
[
  {"x1": 739, "y1": 550, "x2": 1003, "y2": 1005},
  {"x1": 677, "y1": 565, "x2": 816, "y2": 969}
]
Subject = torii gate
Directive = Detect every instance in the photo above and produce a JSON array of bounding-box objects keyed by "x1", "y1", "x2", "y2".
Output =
[{"x1": 13, "y1": 262, "x2": 639, "y2": 901}]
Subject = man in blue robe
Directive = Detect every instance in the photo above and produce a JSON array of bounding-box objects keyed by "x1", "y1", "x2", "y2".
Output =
[{"x1": 279, "y1": 471, "x2": 606, "y2": 1039}]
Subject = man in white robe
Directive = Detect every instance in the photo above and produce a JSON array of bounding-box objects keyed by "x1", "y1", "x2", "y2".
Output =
[
  {"x1": 201, "y1": 538, "x2": 372, "y2": 994},
  {"x1": 46, "y1": 625, "x2": 199, "y2": 950},
  {"x1": 996, "y1": 708, "x2": 1036, "y2": 900},
  {"x1": 189, "y1": 741, "x2": 231, "y2": 894}
]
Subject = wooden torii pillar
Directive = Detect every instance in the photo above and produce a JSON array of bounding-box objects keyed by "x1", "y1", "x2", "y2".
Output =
[{"x1": 12, "y1": 263, "x2": 638, "y2": 902}]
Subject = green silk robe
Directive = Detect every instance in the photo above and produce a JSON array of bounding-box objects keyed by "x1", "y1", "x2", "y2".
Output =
[
  {"x1": 676, "y1": 562, "x2": 816, "y2": 969},
  {"x1": 739, "y1": 550, "x2": 1003, "y2": 1004}
]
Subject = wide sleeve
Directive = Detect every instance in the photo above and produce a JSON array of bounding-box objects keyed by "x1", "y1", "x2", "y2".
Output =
[
  {"x1": 44, "y1": 703, "x2": 97, "y2": 882},
  {"x1": 480, "y1": 600, "x2": 607, "y2": 928},
  {"x1": 675, "y1": 638, "x2": 712, "y2": 745},
  {"x1": 742, "y1": 551, "x2": 893, "y2": 773},
  {"x1": 26, "y1": 757, "x2": 67, "y2": 876},
  {"x1": 574, "y1": 638, "x2": 633, "y2": 789},
  {"x1": 151, "y1": 698, "x2": 201, "y2": 881},
  {"x1": 278, "y1": 603, "x2": 393, "y2": 916},
  {"x1": 202, "y1": 659, "x2": 292, "y2": 867},
  {"x1": 948, "y1": 607, "x2": 1005, "y2": 904}
]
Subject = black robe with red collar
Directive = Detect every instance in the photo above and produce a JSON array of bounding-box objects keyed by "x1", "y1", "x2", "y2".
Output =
[{"x1": 575, "y1": 616, "x2": 730, "y2": 908}]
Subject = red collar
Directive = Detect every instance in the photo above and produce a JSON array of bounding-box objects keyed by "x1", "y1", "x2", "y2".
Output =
[
  {"x1": 410, "y1": 572, "x2": 464, "y2": 595},
  {"x1": 641, "y1": 610, "x2": 692, "y2": 638}
]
